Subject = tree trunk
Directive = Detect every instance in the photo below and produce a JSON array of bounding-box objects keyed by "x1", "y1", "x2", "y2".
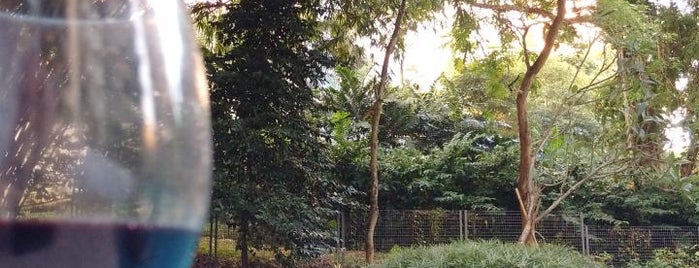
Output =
[
  {"x1": 681, "y1": 69, "x2": 699, "y2": 178},
  {"x1": 366, "y1": 0, "x2": 407, "y2": 264},
  {"x1": 366, "y1": 100, "x2": 380, "y2": 264},
  {"x1": 239, "y1": 219, "x2": 249, "y2": 268},
  {"x1": 637, "y1": 107, "x2": 663, "y2": 168},
  {"x1": 681, "y1": 126, "x2": 699, "y2": 177},
  {"x1": 515, "y1": 0, "x2": 566, "y2": 245},
  {"x1": 619, "y1": 49, "x2": 635, "y2": 151}
]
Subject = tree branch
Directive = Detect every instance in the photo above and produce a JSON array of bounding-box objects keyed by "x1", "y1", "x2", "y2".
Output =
[
  {"x1": 190, "y1": 0, "x2": 232, "y2": 11},
  {"x1": 376, "y1": 0, "x2": 407, "y2": 98},
  {"x1": 534, "y1": 34, "x2": 600, "y2": 155},
  {"x1": 537, "y1": 156, "x2": 628, "y2": 221},
  {"x1": 517, "y1": 0, "x2": 566, "y2": 180},
  {"x1": 468, "y1": 2, "x2": 592, "y2": 24}
]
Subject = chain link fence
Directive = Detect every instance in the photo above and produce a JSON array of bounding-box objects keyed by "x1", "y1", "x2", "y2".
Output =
[
  {"x1": 337, "y1": 210, "x2": 699, "y2": 266},
  {"x1": 202, "y1": 210, "x2": 699, "y2": 267}
]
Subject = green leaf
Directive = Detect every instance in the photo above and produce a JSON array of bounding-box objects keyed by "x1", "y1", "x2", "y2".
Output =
[
  {"x1": 546, "y1": 135, "x2": 565, "y2": 154},
  {"x1": 486, "y1": 80, "x2": 509, "y2": 99},
  {"x1": 570, "y1": 85, "x2": 579, "y2": 93}
]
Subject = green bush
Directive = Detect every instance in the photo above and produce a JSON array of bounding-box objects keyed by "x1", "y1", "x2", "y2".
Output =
[
  {"x1": 626, "y1": 245, "x2": 699, "y2": 268},
  {"x1": 372, "y1": 240, "x2": 604, "y2": 268}
]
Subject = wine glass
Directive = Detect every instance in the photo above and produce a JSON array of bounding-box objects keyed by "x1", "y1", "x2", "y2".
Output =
[{"x1": 0, "y1": 1, "x2": 211, "y2": 267}]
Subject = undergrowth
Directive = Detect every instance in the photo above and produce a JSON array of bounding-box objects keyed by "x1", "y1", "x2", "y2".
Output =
[{"x1": 372, "y1": 240, "x2": 604, "y2": 268}]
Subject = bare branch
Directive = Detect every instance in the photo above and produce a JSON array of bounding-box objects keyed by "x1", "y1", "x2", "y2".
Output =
[
  {"x1": 537, "y1": 156, "x2": 628, "y2": 221},
  {"x1": 534, "y1": 35, "x2": 600, "y2": 155},
  {"x1": 375, "y1": 0, "x2": 407, "y2": 98},
  {"x1": 467, "y1": 2, "x2": 592, "y2": 24},
  {"x1": 541, "y1": 180, "x2": 565, "y2": 187}
]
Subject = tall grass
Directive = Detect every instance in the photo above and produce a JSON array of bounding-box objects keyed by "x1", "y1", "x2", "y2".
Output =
[{"x1": 373, "y1": 240, "x2": 604, "y2": 268}]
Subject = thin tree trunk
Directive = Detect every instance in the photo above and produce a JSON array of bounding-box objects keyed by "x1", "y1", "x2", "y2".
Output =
[
  {"x1": 619, "y1": 49, "x2": 635, "y2": 151},
  {"x1": 366, "y1": 0, "x2": 407, "y2": 264},
  {"x1": 638, "y1": 107, "x2": 663, "y2": 168},
  {"x1": 515, "y1": 0, "x2": 566, "y2": 245},
  {"x1": 681, "y1": 70, "x2": 699, "y2": 178},
  {"x1": 239, "y1": 219, "x2": 249, "y2": 268},
  {"x1": 681, "y1": 126, "x2": 699, "y2": 177}
]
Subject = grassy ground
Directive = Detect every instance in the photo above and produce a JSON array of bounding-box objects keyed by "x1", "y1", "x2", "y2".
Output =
[
  {"x1": 196, "y1": 238, "x2": 276, "y2": 262},
  {"x1": 195, "y1": 237, "x2": 604, "y2": 268},
  {"x1": 194, "y1": 236, "x2": 382, "y2": 267},
  {"x1": 309, "y1": 250, "x2": 387, "y2": 268}
]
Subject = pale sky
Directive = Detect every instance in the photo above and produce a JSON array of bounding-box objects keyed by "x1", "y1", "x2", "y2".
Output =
[{"x1": 395, "y1": 11, "x2": 454, "y2": 90}]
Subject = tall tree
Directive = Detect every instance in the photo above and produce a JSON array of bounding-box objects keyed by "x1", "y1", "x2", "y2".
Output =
[
  {"x1": 511, "y1": 0, "x2": 566, "y2": 244},
  {"x1": 324, "y1": 0, "x2": 442, "y2": 262},
  {"x1": 448, "y1": 0, "x2": 651, "y2": 245},
  {"x1": 451, "y1": 0, "x2": 569, "y2": 245},
  {"x1": 193, "y1": 0, "x2": 335, "y2": 266},
  {"x1": 366, "y1": 0, "x2": 407, "y2": 262}
]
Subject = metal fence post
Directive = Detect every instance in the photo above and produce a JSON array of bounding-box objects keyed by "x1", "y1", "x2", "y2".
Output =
[
  {"x1": 459, "y1": 210, "x2": 464, "y2": 240},
  {"x1": 580, "y1": 213, "x2": 586, "y2": 255},
  {"x1": 338, "y1": 210, "x2": 346, "y2": 265},
  {"x1": 208, "y1": 212, "x2": 214, "y2": 257},
  {"x1": 213, "y1": 213, "x2": 219, "y2": 262},
  {"x1": 336, "y1": 211, "x2": 341, "y2": 252},
  {"x1": 585, "y1": 223, "x2": 590, "y2": 255},
  {"x1": 464, "y1": 210, "x2": 469, "y2": 240}
]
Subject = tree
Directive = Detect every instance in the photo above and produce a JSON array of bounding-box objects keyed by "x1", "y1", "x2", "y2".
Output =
[
  {"x1": 596, "y1": 0, "x2": 663, "y2": 166},
  {"x1": 324, "y1": 0, "x2": 442, "y2": 262},
  {"x1": 365, "y1": 0, "x2": 407, "y2": 263},
  {"x1": 449, "y1": 0, "x2": 570, "y2": 245},
  {"x1": 447, "y1": 0, "x2": 661, "y2": 245},
  {"x1": 0, "y1": 36, "x2": 60, "y2": 216},
  {"x1": 509, "y1": 0, "x2": 566, "y2": 245},
  {"x1": 193, "y1": 0, "x2": 336, "y2": 266}
]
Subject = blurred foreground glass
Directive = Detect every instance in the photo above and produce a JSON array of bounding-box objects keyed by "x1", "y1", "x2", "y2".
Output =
[{"x1": 0, "y1": 1, "x2": 211, "y2": 267}]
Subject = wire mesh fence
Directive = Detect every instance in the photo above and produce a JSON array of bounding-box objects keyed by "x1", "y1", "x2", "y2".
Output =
[
  {"x1": 586, "y1": 225, "x2": 699, "y2": 265},
  {"x1": 342, "y1": 210, "x2": 582, "y2": 251},
  {"x1": 202, "y1": 210, "x2": 699, "y2": 267},
  {"x1": 338, "y1": 210, "x2": 699, "y2": 266}
]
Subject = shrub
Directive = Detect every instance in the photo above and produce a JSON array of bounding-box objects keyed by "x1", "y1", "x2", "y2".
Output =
[
  {"x1": 626, "y1": 245, "x2": 699, "y2": 268},
  {"x1": 372, "y1": 240, "x2": 604, "y2": 268}
]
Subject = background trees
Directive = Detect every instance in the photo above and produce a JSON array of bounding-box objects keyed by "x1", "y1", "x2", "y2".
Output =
[{"x1": 190, "y1": 0, "x2": 699, "y2": 264}]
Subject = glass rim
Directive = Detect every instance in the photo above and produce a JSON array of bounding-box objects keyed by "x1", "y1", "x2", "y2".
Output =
[{"x1": 0, "y1": 8, "x2": 151, "y2": 26}]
